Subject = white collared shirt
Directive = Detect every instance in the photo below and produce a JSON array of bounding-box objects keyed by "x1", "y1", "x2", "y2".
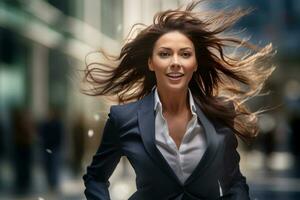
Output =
[{"x1": 154, "y1": 88, "x2": 207, "y2": 183}]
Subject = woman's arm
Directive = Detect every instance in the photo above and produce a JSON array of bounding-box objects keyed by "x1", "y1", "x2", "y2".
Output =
[
  {"x1": 224, "y1": 131, "x2": 250, "y2": 200},
  {"x1": 83, "y1": 107, "x2": 122, "y2": 200}
]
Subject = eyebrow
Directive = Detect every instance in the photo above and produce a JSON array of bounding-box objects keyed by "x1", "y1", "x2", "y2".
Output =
[{"x1": 157, "y1": 47, "x2": 193, "y2": 51}]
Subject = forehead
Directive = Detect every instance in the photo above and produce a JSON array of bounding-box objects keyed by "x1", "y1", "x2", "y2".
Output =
[{"x1": 153, "y1": 31, "x2": 194, "y2": 49}]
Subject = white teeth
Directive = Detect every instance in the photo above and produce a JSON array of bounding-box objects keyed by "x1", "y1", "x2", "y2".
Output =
[{"x1": 167, "y1": 73, "x2": 183, "y2": 78}]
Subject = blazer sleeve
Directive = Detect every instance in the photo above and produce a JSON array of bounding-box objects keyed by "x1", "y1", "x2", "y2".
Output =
[
  {"x1": 224, "y1": 131, "x2": 250, "y2": 200},
  {"x1": 83, "y1": 107, "x2": 122, "y2": 200}
]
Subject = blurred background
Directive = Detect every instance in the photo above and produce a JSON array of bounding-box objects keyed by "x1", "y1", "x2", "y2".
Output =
[{"x1": 0, "y1": 0, "x2": 299, "y2": 199}]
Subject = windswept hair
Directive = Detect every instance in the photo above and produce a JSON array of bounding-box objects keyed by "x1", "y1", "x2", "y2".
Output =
[{"x1": 82, "y1": 0, "x2": 276, "y2": 142}]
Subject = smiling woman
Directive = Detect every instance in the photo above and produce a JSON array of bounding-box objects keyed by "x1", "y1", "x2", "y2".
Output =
[
  {"x1": 82, "y1": 1, "x2": 275, "y2": 199},
  {"x1": 148, "y1": 31, "x2": 197, "y2": 94}
]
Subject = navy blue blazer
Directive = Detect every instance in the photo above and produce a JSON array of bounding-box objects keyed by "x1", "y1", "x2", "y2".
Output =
[{"x1": 83, "y1": 91, "x2": 250, "y2": 200}]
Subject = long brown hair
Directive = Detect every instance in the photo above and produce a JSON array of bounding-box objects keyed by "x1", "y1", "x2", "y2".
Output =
[{"x1": 82, "y1": 1, "x2": 275, "y2": 142}]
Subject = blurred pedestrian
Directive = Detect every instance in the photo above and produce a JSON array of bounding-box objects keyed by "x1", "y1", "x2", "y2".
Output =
[
  {"x1": 289, "y1": 111, "x2": 300, "y2": 177},
  {"x1": 38, "y1": 106, "x2": 64, "y2": 192},
  {"x1": 0, "y1": 119, "x2": 4, "y2": 189},
  {"x1": 71, "y1": 114, "x2": 85, "y2": 177},
  {"x1": 11, "y1": 107, "x2": 35, "y2": 194}
]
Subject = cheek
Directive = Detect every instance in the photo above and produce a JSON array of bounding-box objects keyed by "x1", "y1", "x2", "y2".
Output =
[
  {"x1": 185, "y1": 61, "x2": 197, "y2": 73},
  {"x1": 191, "y1": 58, "x2": 198, "y2": 71},
  {"x1": 152, "y1": 59, "x2": 170, "y2": 71},
  {"x1": 181, "y1": 56, "x2": 197, "y2": 67}
]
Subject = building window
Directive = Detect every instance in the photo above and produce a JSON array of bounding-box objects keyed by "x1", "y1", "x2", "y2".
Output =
[{"x1": 100, "y1": 0, "x2": 123, "y2": 41}]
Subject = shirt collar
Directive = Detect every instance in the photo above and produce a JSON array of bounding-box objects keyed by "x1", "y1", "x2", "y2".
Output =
[{"x1": 154, "y1": 87, "x2": 197, "y2": 114}]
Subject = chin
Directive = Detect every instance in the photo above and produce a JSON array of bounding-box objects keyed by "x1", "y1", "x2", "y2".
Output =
[{"x1": 165, "y1": 83, "x2": 187, "y2": 92}]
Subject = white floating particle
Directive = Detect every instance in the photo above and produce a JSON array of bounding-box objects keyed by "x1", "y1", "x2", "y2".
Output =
[
  {"x1": 38, "y1": 197, "x2": 45, "y2": 200},
  {"x1": 117, "y1": 24, "x2": 122, "y2": 32},
  {"x1": 88, "y1": 129, "x2": 94, "y2": 137},
  {"x1": 94, "y1": 114, "x2": 100, "y2": 121},
  {"x1": 46, "y1": 149, "x2": 52, "y2": 154}
]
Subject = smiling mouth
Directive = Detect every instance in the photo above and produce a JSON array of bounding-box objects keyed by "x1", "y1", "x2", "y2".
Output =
[{"x1": 166, "y1": 73, "x2": 184, "y2": 79}]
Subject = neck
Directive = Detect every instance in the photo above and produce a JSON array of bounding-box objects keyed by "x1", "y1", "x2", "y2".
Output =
[{"x1": 156, "y1": 86, "x2": 190, "y2": 115}]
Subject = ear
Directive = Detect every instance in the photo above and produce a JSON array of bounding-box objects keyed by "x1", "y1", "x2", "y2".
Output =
[{"x1": 148, "y1": 58, "x2": 154, "y2": 71}]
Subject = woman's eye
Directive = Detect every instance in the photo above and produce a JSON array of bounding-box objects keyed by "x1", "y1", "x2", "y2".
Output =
[
  {"x1": 181, "y1": 52, "x2": 191, "y2": 58},
  {"x1": 158, "y1": 52, "x2": 170, "y2": 58}
]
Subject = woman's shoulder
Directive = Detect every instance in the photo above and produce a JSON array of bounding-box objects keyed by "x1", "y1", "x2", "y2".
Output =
[
  {"x1": 109, "y1": 92, "x2": 153, "y2": 117},
  {"x1": 110, "y1": 100, "x2": 140, "y2": 113},
  {"x1": 109, "y1": 98, "x2": 143, "y2": 122},
  {"x1": 107, "y1": 91, "x2": 154, "y2": 126}
]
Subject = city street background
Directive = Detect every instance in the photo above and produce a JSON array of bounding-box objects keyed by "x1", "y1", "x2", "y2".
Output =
[{"x1": 0, "y1": 0, "x2": 300, "y2": 199}]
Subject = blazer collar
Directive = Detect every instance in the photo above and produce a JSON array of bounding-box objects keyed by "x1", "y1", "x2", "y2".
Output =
[
  {"x1": 137, "y1": 90, "x2": 221, "y2": 186},
  {"x1": 137, "y1": 90, "x2": 182, "y2": 184}
]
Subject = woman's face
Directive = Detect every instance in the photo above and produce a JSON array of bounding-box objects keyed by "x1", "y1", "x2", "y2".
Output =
[{"x1": 148, "y1": 31, "x2": 197, "y2": 93}]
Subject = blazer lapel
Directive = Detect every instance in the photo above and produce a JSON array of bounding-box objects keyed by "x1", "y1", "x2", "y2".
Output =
[
  {"x1": 138, "y1": 91, "x2": 222, "y2": 186},
  {"x1": 184, "y1": 102, "x2": 221, "y2": 185},
  {"x1": 137, "y1": 91, "x2": 182, "y2": 185}
]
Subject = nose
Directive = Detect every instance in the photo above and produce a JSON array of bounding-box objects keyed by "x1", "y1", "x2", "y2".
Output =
[{"x1": 170, "y1": 55, "x2": 181, "y2": 68}]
